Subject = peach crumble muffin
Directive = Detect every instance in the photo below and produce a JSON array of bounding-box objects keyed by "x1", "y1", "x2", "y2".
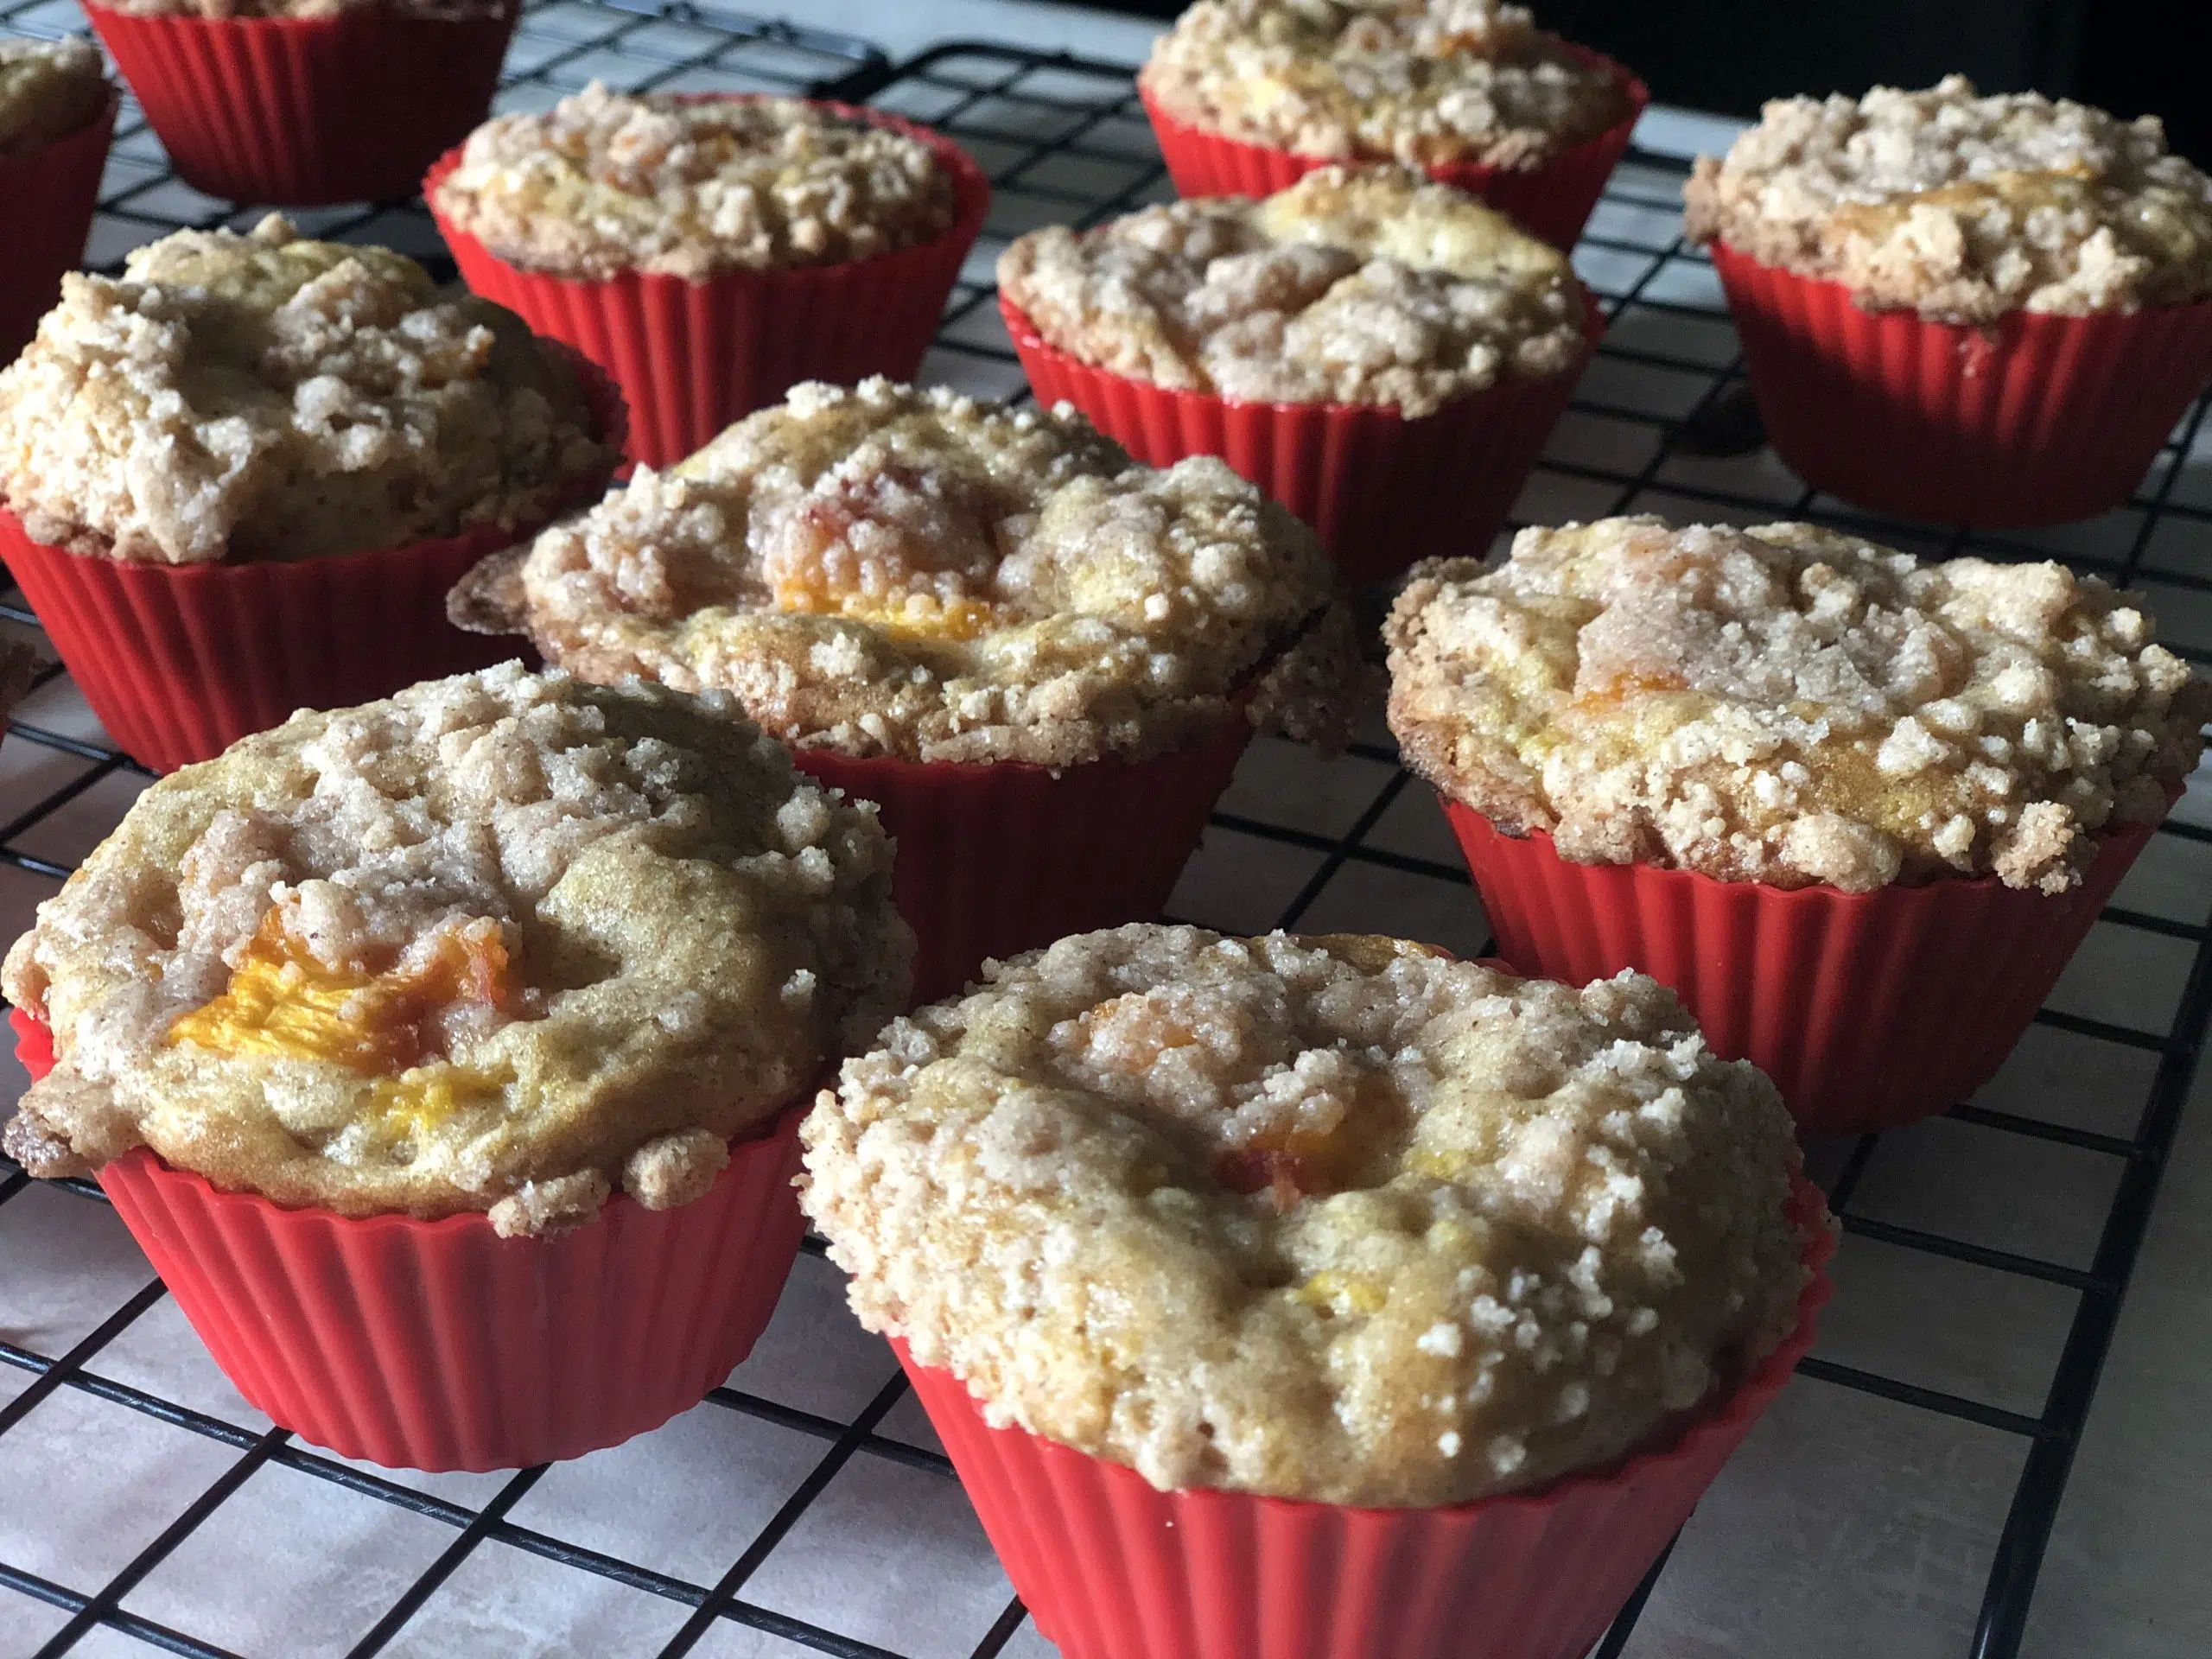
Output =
[
  {"x1": 1682, "y1": 77, "x2": 2212, "y2": 324},
  {"x1": 1143, "y1": 0, "x2": 1632, "y2": 172},
  {"x1": 998, "y1": 164, "x2": 1588, "y2": 416},
  {"x1": 452, "y1": 378, "x2": 1365, "y2": 767},
  {"x1": 2, "y1": 664, "x2": 911, "y2": 1235},
  {"x1": 1387, "y1": 516, "x2": 2211, "y2": 894},
  {"x1": 0, "y1": 215, "x2": 617, "y2": 565},
  {"x1": 802, "y1": 925, "x2": 1810, "y2": 1506},
  {"x1": 430, "y1": 82, "x2": 960, "y2": 282},
  {"x1": 0, "y1": 37, "x2": 107, "y2": 159}
]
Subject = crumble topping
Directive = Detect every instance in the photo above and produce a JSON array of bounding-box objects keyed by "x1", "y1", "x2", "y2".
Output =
[
  {"x1": 431, "y1": 82, "x2": 961, "y2": 282},
  {"x1": 454, "y1": 378, "x2": 1368, "y2": 767},
  {"x1": 0, "y1": 215, "x2": 619, "y2": 565},
  {"x1": 998, "y1": 164, "x2": 1588, "y2": 416},
  {"x1": 801, "y1": 925, "x2": 1811, "y2": 1506},
  {"x1": 1682, "y1": 77, "x2": 2212, "y2": 322},
  {"x1": 0, "y1": 37, "x2": 106, "y2": 159},
  {"x1": 2, "y1": 664, "x2": 912, "y2": 1233},
  {"x1": 1386, "y1": 516, "x2": 2210, "y2": 893},
  {"x1": 1142, "y1": 0, "x2": 1633, "y2": 171}
]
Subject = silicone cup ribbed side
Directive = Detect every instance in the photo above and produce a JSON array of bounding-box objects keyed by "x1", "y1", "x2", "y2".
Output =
[
  {"x1": 11, "y1": 1008, "x2": 807, "y2": 1472},
  {"x1": 0, "y1": 91, "x2": 118, "y2": 359},
  {"x1": 1003, "y1": 295, "x2": 1601, "y2": 585},
  {"x1": 1137, "y1": 40, "x2": 1648, "y2": 251},
  {"x1": 899, "y1": 1177, "x2": 1832, "y2": 1659},
  {"x1": 86, "y1": 2, "x2": 517, "y2": 206},
  {"x1": 1442, "y1": 798, "x2": 2167, "y2": 1137},
  {"x1": 1708, "y1": 242, "x2": 2212, "y2": 528},
  {"x1": 0, "y1": 355, "x2": 624, "y2": 774},
  {"x1": 426, "y1": 104, "x2": 993, "y2": 468},
  {"x1": 793, "y1": 721, "x2": 1251, "y2": 1004}
]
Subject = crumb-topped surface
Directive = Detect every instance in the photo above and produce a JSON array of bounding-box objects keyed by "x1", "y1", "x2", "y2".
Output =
[
  {"x1": 0, "y1": 38, "x2": 105, "y2": 159},
  {"x1": 432, "y1": 82, "x2": 960, "y2": 282},
  {"x1": 1682, "y1": 77, "x2": 2212, "y2": 323},
  {"x1": 1387, "y1": 517, "x2": 2210, "y2": 894},
  {"x1": 459, "y1": 378, "x2": 1364, "y2": 767},
  {"x1": 802, "y1": 925, "x2": 1810, "y2": 1506},
  {"x1": 1143, "y1": 0, "x2": 1632, "y2": 171},
  {"x1": 2, "y1": 664, "x2": 911, "y2": 1235},
  {"x1": 0, "y1": 216, "x2": 618, "y2": 566},
  {"x1": 998, "y1": 165, "x2": 1587, "y2": 416}
]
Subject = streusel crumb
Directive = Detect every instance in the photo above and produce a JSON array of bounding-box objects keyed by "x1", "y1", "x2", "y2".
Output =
[
  {"x1": 999, "y1": 164, "x2": 1587, "y2": 416},
  {"x1": 2, "y1": 664, "x2": 912, "y2": 1233},
  {"x1": 0, "y1": 38, "x2": 106, "y2": 159},
  {"x1": 1682, "y1": 77, "x2": 2212, "y2": 322},
  {"x1": 1387, "y1": 516, "x2": 2210, "y2": 893},
  {"x1": 432, "y1": 82, "x2": 960, "y2": 281},
  {"x1": 454, "y1": 378, "x2": 1368, "y2": 767},
  {"x1": 0, "y1": 216, "x2": 617, "y2": 565},
  {"x1": 1143, "y1": 0, "x2": 1631, "y2": 171},
  {"x1": 802, "y1": 925, "x2": 1812, "y2": 1506}
]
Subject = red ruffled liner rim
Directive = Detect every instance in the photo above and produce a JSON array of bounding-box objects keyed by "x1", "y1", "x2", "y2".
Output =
[
  {"x1": 0, "y1": 86, "x2": 120, "y2": 358},
  {"x1": 897, "y1": 1168, "x2": 1834, "y2": 1518}
]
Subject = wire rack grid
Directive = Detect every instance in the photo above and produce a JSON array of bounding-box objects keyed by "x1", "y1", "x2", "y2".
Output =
[{"x1": 3, "y1": 10, "x2": 2211, "y2": 1659}]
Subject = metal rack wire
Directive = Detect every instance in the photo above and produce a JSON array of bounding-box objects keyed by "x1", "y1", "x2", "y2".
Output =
[{"x1": 3, "y1": 9, "x2": 2209, "y2": 1659}]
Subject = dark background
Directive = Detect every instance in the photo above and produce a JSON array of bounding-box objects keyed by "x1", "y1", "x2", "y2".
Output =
[{"x1": 1091, "y1": 1, "x2": 2208, "y2": 162}]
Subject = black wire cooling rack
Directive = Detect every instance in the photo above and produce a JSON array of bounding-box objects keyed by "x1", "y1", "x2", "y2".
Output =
[{"x1": 3, "y1": 7, "x2": 2211, "y2": 1658}]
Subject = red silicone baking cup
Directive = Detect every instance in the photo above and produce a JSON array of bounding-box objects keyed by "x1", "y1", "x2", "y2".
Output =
[
  {"x1": 1004, "y1": 294, "x2": 1601, "y2": 584},
  {"x1": 0, "y1": 353, "x2": 622, "y2": 774},
  {"x1": 11, "y1": 1007, "x2": 807, "y2": 1471},
  {"x1": 1708, "y1": 241, "x2": 2212, "y2": 527},
  {"x1": 0, "y1": 88, "x2": 118, "y2": 360},
  {"x1": 1138, "y1": 40, "x2": 1647, "y2": 251},
  {"x1": 1442, "y1": 795, "x2": 2171, "y2": 1137},
  {"x1": 793, "y1": 718, "x2": 1251, "y2": 1004},
  {"x1": 86, "y1": 0, "x2": 517, "y2": 206},
  {"x1": 897, "y1": 1173, "x2": 1830, "y2": 1659},
  {"x1": 427, "y1": 103, "x2": 992, "y2": 467}
]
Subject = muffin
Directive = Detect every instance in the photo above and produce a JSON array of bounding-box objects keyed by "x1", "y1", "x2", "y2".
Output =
[
  {"x1": 4, "y1": 662, "x2": 911, "y2": 1468},
  {"x1": 1140, "y1": 0, "x2": 1647, "y2": 249},
  {"x1": 0, "y1": 39, "x2": 118, "y2": 361},
  {"x1": 1388, "y1": 515, "x2": 2210, "y2": 1131},
  {"x1": 1682, "y1": 78, "x2": 2212, "y2": 524},
  {"x1": 998, "y1": 163, "x2": 1599, "y2": 580},
  {"x1": 0, "y1": 215, "x2": 623, "y2": 771},
  {"x1": 802, "y1": 925, "x2": 1828, "y2": 1659},
  {"x1": 427, "y1": 83, "x2": 991, "y2": 467},
  {"x1": 84, "y1": 0, "x2": 517, "y2": 205},
  {"x1": 450, "y1": 378, "x2": 1366, "y2": 1001}
]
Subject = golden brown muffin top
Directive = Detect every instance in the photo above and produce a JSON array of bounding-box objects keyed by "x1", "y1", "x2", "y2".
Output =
[
  {"x1": 454, "y1": 378, "x2": 1367, "y2": 767},
  {"x1": 2, "y1": 664, "x2": 912, "y2": 1236},
  {"x1": 998, "y1": 165, "x2": 1588, "y2": 416},
  {"x1": 431, "y1": 82, "x2": 960, "y2": 282},
  {"x1": 802, "y1": 925, "x2": 1812, "y2": 1506},
  {"x1": 0, "y1": 38, "x2": 107, "y2": 159},
  {"x1": 1682, "y1": 77, "x2": 2212, "y2": 323},
  {"x1": 1387, "y1": 516, "x2": 2210, "y2": 893},
  {"x1": 0, "y1": 216, "x2": 618, "y2": 565},
  {"x1": 1142, "y1": 0, "x2": 1632, "y2": 171}
]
